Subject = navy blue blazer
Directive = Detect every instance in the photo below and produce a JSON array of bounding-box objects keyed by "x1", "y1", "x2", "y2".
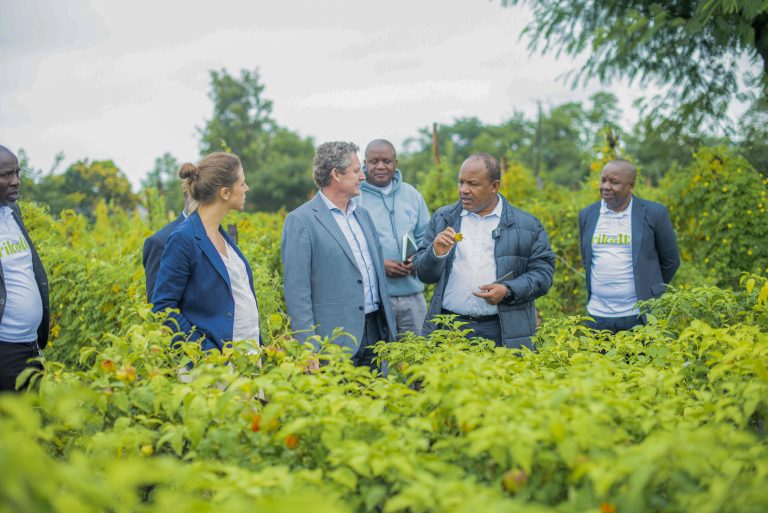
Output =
[
  {"x1": 578, "y1": 195, "x2": 680, "y2": 305},
  {"x1": 151, "y1": 211, "x2": 259, "y2": 351},
  {"x1": 142, "y1": 213, "x2": 185, "y2": 302}
]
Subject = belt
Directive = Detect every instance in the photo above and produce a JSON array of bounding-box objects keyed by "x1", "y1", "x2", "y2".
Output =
[
  {"x1": 441, "y1": 309, "x2": 499, "y2": 323},
  {"x1": 365, "y1": 310, "x2": 379, "y2": 320}
]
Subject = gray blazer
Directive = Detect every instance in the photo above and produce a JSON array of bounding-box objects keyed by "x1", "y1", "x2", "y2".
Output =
[
  {"x1": 281, "y1": 193, "x2": 396, "y2": 354},
  {"x1": 578, "y1": 195, "x2": 680, "y2": 305}
]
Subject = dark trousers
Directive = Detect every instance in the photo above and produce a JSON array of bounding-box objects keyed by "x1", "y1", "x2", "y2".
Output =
[
  {"x1": 0, "y1": 341, "x2": 44, "y2": 392},
  {"x1": 352, "y1": 310, "x2": 387, "y2": 370},
  {"x1": 442, "y1": 309, "x2": 502, "y2": 347},
  {"x1": 586, "y1": 314, "x2": 644, "y2": 334}
]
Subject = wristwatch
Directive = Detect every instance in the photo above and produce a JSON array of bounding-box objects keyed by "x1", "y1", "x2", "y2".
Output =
[{"x1": 503, "y1": 286, "x2": 515, "y2": 303}]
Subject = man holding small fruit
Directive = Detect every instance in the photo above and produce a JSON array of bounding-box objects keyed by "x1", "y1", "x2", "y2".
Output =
[{"x1": 413, "y1": 153, "x2": 555, "y2": 349}]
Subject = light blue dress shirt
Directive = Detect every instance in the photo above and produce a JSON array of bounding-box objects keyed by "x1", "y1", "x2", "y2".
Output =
[{"x1": 318, "y1": 191, "x2": 380, "y2": 313}]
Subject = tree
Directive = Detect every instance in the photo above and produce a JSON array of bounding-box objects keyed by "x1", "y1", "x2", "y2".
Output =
[
  {"x1": 402, "y1": 92, "x2": 623, "y2": 189},
  {"x1": 198, "y1": 69, "x2": 315, "y2": 211},
  {"x1": 736, "y1": 97, "x2": 768, "y2": 176},
  {"x1": 141, "y1": 152, "x2": 185, "y2": 215},
  {"x1": 27, "y1": 159, "x2": 137, "y2": 217},
  {"x1": 500, "y1": 0, "x2": 768, "y2": 129}
]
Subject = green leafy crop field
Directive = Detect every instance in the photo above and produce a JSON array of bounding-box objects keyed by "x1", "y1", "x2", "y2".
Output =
[{"x1": 3, "y1": 145, "x2": 768, "y2": 513}]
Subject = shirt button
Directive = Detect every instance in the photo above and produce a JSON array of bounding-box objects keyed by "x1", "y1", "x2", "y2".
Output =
[
  {"x1": 358, "y1": 306, "x2": 364, "y2": 311},
  {"x1": 226, "y1": 312, "x2": 233, "y2": 318},
  {"x1": 357, "y1": 279, "x2": 362, "y2": 284}
]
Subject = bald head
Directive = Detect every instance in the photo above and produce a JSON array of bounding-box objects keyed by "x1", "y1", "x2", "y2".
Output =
[
  {"x1": 600, "y1": 159, "x2": 636, "y2": 211},
  {"x1": 365, "y1": 139, "x2": 396, "y2": 158},
  {"x1": 0, "y1": 145, "x2": 16, "y2": 161},
  {"x1": 603, "y1": 159, "x2": 636, "y2": 183}
]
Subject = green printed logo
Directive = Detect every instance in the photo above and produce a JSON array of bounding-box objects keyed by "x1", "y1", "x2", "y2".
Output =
[
  {"x1": 0, "y1": 237, "x2": 30, "y2": 258},
  {"x1": 592, "y1": 233, "x2": 631, "y2": 245}
]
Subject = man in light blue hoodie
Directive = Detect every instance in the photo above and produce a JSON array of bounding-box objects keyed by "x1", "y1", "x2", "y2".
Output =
[{"x1": 354, "y1": 140, "x2": 430, "y2": 337}]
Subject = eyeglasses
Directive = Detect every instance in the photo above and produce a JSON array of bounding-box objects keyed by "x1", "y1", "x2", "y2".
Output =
[{"x1": 0, "y1": 168, "x2": 20, "y2": 180}]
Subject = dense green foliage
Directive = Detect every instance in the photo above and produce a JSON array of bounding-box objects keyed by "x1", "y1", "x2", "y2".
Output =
[
  {"x1": 499, "y1": 0, "x2": 768, "y2": 131},
  {"x1": 141, "y1": 153, "x2": 186, "y2": 216},
  {"x1": 19, "y1": 157, "x2": 138, "y2": 217},
  {"x1": 3, "y1": 194, "x2": 767, "y2": 512}
]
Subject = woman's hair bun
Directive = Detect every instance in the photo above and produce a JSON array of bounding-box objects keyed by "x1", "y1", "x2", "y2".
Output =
[{"x1": 178, "y1": 162, "x2": 198, "y2": 180}]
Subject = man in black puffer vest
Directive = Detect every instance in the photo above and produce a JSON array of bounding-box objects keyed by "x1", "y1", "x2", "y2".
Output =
[
  {"x1": 414, "y1": 153, "x2": 555, "y2": 350},
  {"x1": 0, "y1": 145, "x2": 49, "y2": 391}
]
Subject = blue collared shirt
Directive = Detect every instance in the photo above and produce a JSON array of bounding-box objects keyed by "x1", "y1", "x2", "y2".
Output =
[{"x1": 318, "y1": 191, "x2": 380, "y2": 313}]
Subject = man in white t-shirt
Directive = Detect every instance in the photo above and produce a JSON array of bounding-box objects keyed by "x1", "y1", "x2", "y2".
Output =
[
  {"x1": 578, "y1": 159, "x2": 680, "y2": 333},
  {"x1": 0, "y1": 146, "x2": 49, "y2": 391}
]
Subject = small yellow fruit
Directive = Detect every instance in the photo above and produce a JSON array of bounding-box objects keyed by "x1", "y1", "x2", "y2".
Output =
[{"x1": 453, "y1": 233, "x2": 463, "y2": 242}]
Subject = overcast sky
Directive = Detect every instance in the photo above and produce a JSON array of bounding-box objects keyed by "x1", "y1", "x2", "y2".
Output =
[{"x1": 2, "y1": 0, "x2": 655, "y2": 188}]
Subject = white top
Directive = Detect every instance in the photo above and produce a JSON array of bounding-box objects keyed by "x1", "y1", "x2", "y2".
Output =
[
  {"x1": 221, "y1": 242, "x2": 260, "y2": 346},
  {"x1": 0, "y1": 206, "x2": 43, "y2": 342},
  {"x1": 367, "y1": 182, "x2": 394, "y2": 194},
  {"x1": 318, "y1": 191, "x2": 380, "y2": 313},
  {"x1": 587, "y1": 199, "x2": 639, "y2": 317},
  {"x1": 441, "y1": 196, "x2": 503, "y2": 316}
]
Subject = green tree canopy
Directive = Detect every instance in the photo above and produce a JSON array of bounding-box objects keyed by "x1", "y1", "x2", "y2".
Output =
[
  {"x1": 402, "y1": 92, "x2": 623, "y2": 188},
  {"x1": 23, "y1": 158, "x2": 138, "y2": 217},
  {"x1": 141, "y1": 152, "x2": 185, "y2": 215},
  {"x1": 198, "y1": 69, "x2": 315, "y2": 211},
  {"x1": 501, "y1": 0, "x2": 768, "y2": 129}
]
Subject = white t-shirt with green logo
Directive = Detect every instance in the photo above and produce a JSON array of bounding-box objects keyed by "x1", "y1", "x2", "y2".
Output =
[
  {"x1": 587, "y1": 200, "x2": 639, "y2": 317},
  {"x1": 0, "y1": 206, "x2": 43, "y2": 342}
]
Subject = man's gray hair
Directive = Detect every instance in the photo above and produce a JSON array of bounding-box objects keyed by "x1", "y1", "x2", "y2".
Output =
[{"x1": 313, "y1": 141, "x2": 360, "y2": 188}]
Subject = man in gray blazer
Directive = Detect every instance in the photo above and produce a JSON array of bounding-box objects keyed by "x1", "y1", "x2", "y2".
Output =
[
  {"x1": 281, "y1": 141, "x2": 396, "y2": 370},
  {"x1": 578, "y1": 159, "x2": 680, "y2": 333}
]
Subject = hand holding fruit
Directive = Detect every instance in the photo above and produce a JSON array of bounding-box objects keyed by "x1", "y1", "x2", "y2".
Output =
[{"x1": 434, "y1": 227, "x2": 457, "y2": 256}]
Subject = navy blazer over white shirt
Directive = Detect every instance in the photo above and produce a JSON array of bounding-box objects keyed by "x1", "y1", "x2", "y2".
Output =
[
  {"x1": 578, "y1": 195, "x2": 680, "y2": 306},
  {"x1": 152, "y1": 211, "x2": 259, "y2": 351},
  {"x1": 142, "y1": 213, "x2": 185, "y2": 303}
]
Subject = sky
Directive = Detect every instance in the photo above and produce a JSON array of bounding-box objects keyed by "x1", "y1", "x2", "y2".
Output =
[{"x1": 2, "y1": 0, "x2": 658, "y2": 188}]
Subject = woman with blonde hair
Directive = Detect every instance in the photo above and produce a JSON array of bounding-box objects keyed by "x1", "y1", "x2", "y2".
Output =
[{"x1": 152, "y1": 152, "x2": 260, "y2": 352}]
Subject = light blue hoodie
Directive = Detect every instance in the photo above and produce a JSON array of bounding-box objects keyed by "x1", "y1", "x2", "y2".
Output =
[{"x1": 354, "y1": 170, "x2": 430, "y2": 297}]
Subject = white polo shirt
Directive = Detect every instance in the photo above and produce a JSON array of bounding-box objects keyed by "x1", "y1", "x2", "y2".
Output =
[
  {"x1": 0, "y1": 206, "x2": 43, "y2": 342},
  {"x1": 587, "y1": 199, "x2": 639, "y2": 317}
]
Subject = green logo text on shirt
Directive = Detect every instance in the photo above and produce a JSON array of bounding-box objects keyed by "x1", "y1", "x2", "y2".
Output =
[
  {"x1": 592, "y1": 233, "x2": 631, "y2": 245},
  {"x1": 0, "y1": 237, "x2": 30, "y2": 258}
]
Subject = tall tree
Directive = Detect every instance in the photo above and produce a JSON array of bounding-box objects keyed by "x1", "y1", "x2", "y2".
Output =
[
  {"x1": 198, "y1": 69, "x2": 315, "y2": 211},
  {"x1": 26, "y1": 159, "x2": 138, "y2": 217},
  {"x1": 141, "y1": 152, "x2": 185, "y2": 214},
  {"x1": 500, "y1": 0, "x2": 768, "y2": 129}
]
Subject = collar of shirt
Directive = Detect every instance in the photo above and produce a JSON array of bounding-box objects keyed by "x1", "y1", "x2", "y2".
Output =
[
  {"x1": 319, "y1": 190, "x2": 356, "y2": 215},
  {"x1": 460, "y1": 194, "x2": 503, "y2": 219},
  {"x1": 600, "y1": 198, "x2": 633, "y2": 217}
]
